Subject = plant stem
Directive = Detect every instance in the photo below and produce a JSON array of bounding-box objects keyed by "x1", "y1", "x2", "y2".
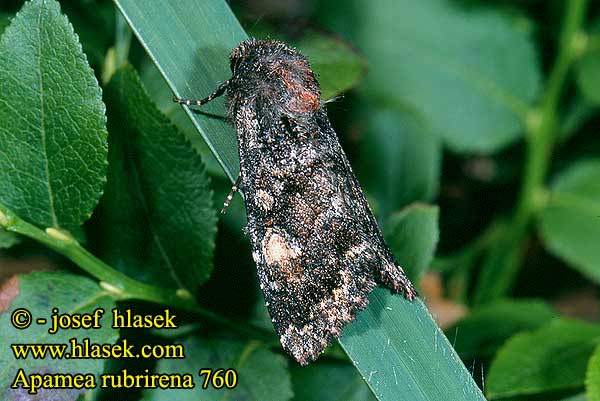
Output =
[
  {"x1": 0, "y1": 203, "x2": 274, "y2": 341},
  {"x1": 474, "y1": 0, "x2": 589, "y2": 304}
]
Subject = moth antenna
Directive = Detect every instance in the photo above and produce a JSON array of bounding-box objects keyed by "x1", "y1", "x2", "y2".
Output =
[{"x1": 173, "y1": 79, "x2": 231, "y2": 107}]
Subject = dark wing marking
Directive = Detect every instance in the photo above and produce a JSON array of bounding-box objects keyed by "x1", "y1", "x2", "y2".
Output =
[{"x1": 314, "y1": 110, "x2": 417, "y2": 299}]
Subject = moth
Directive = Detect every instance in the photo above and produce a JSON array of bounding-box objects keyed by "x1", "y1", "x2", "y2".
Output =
[{"x1": 174, "y1": 38, "x2": 416, "y2": 365}]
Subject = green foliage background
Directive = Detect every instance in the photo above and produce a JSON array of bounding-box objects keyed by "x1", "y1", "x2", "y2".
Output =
[{"x1": 0, "y1": 0, "x2": 599, "y2": 400}]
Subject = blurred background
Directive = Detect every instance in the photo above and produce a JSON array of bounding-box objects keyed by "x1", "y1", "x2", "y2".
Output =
[{"x1": 1, "y1": 0, "x2": 600, "y2": 400}]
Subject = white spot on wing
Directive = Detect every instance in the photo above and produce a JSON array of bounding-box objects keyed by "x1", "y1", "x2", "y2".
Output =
[
  {"x1": 255, "y1": 189, "x2": 274, "y2": 211},
  {"x1": 262, "y1": 229, "x2": 300, "y2": 265}
]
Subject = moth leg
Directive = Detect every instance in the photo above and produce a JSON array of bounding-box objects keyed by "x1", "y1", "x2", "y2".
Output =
[
  {"x1": 221, "y1": 174, "x2": 242, "y2": 215},
  {"x1": 173, "y1": 79, "x2": 230, "y2": 107}
]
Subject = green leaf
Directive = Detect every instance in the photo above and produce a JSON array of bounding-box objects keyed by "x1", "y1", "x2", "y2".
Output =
[
  {"x1": 0, "y1": 228, "x2": 20, "y2": 249},
  {"x1": 562, "y1": 395, "x2": 588, "y2": 401},
  {"x1": 576, "y1": 20, "x2": 600, "y2": 105},
  {"x1": 114, "y1": 1, "x2": 486, "y2": 400},
  {"x1": 562, "y1": 394, "x2": 588, "y2": 401},
  {"x1": 587, "y1": 344, "x2": 600, "y2": 401},
  {"x1": 356, "y1": 0, "x2": 540, "y2": 153},
  {"x1": 577, "y1": 51, "x2": 600, "y2": 104},
  {"x1": 577, "y1": 49, "x2": 600, "y2": 104},
  {"x1": 559, "y1": 97, "x2": 598, "y2": 142},
  {"x1": 146, "y1": 338, "x2": 293, "y2": 401},
  {"x1": 487, "y1": 319, "x2": 600, "y2": 399},
  {"x1": 96, "y1": 65, "x2": 217, "y2": 291},
  {"x1": 358, "y1": 108, "x2": 441, "y2": 216},
  {"x1": 538, "y1": 160, "x2": 600, "y2": 283},
  {"x1": 0, "y1": 271, "x2": 118, "y2": 399},
  {"x1": 383, "y1": 203, "x2": 439, "y2": 283},
  {"x1": 472, "y1": 229, "x2": 523, "y2": 305},
  {"x1": 0, "y1": 11, "x2": 11, "y2": 35},
  {"x1": 447, "y1": 299, "x2": 557, "y2": 359},
  {"x1": 0, "y1": 0, "x2": 108, "y2": 229},
  {"x1": 291, "y1": 362, "x2": 376, "y2": 401},
  {"x1": 341, "y1": 293, "x2": 484, "y2": 400}
]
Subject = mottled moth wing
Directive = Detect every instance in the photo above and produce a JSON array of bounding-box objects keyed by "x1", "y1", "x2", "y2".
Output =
[
  {"x1": 225, "y1": 40, "x2": 416, "y2": 365},
  {"x1": 174, "y1": 38, "x2": 417, "y2": 365}
]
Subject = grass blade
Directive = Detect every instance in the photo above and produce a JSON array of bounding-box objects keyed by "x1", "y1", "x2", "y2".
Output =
[
  {"x1": 114, "y1": 0, "x2": 244, "y2": 181},
  {"x1": 113, "y1": 1, "x2": 486, "y2": 399}
]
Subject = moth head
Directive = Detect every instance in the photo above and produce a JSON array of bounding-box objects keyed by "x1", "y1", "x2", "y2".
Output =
[
  {"x1": 229, "y1": 39, "x2": 321, "y2": 113},
  {"x1": 229, "y1": 38, "x2": 260, "y2": 74},
  {"x1": 229, "y1": 38, "x2": 291, "y2": 75}
]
